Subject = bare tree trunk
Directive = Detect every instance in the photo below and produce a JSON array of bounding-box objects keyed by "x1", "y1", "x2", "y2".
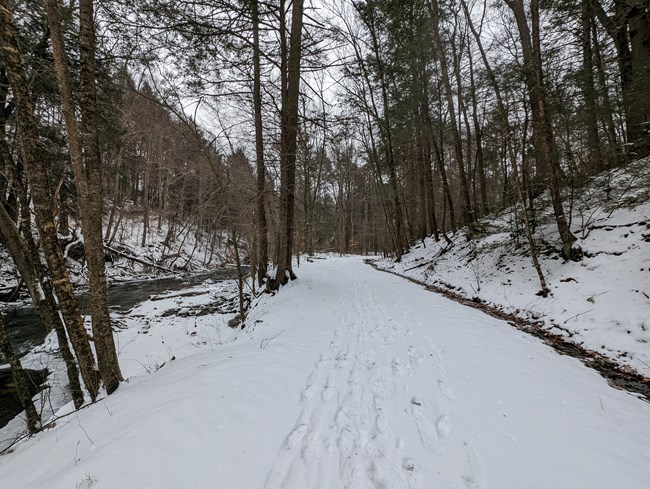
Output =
[
  {"x1": 0, "y1": 0, "x2": 100, "y2": 401},
  {"x1": 592, "y1": 22, "x2": 621, "y2": 164},
  {"x1": 430, "y1": 117, "x2": 456, "y2": 232},
  {"x1": 429, "y1": 0, "x2": 473, "y2": 224},
  {"x1": 505, "y1": 0, "x2": 578, "y2": 259},
  {"x1": 274, "y1": 0, "x2": 305, "y2": 287},
  {"x1": 0, "y1": 313, "x2": 40, "y2": 432},
  {"x1": 46, "y1": 0, "x2": 122, "y2": 393},
  {"x1": 590, "y1": 0, "x2": 650, "y2": 158},
  {"x1": 142, "y1": 164, "x2": 149, "y2": 247},
  {"x1": 463, "y1": 0, "x2": 548, "y2": 294},
  {"x1": 0, "y1": 203, "x2": 84, "y2": 408},
  {"x1": 252, "y1": 0, "x2": 268, "y2": 286},
  {"x1": 468, "y1": 48, "x2": 488, "y2": 214},
  {"x1": 581, "y1": 0, "x2": 604, "y2": 172}
]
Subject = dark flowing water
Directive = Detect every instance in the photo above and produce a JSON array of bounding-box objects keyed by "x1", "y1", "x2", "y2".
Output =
[
  {"x1": 2, "y1": 269, "x2": 240, "y2": 359},
  {"x1": 0, "y1": 268, "x2": 241, "y2": 428}
]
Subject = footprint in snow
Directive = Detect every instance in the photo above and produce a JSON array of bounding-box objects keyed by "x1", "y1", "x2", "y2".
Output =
[
  {"x1": 284, "y1": 424, "x2": 308, "y2": 450},
  {"x1": 301, "y1": 383, "x2": 317, "y2": 401},
  {"x1": 461, "y1": 444, "x2": 488, "y2": 489},
  {"x1": 403, "y1": 457, "x2": 417, "y2": 472},
  {"x1": 392, "y1": 357, "x2": 409, "y2": 376},
  {"x1": 321, "y1": 370, "x2": 336, "y2": 401},
  {"x1": 337, "y1": 428, "x2": 354, "y2": 453},
  {"x1": 437, "y1": 378, "x2": 456, "y2": 401},
  {"x1": 403, "y1": 457, "x2": 425, "y2": 489},
  {"x1": 436, "y1": 414, "x2": 452, "y2": 439},
  {"x1": 335, "y1": 408, "x2": 351, "y2": 432},
  {"x1": 321, "y1": 387, "x2": 334, "y2": 402},
  {"x1": 407, "y1": 345, "x2": 425, "y2": 367},
  {"x1": 407, "y1": 397, "x2": 439, "y2": 452},
  {"x1": 348, "y1": 466, "x2": 370, "y2": 489},
  {"x1": 376, "y1": 413, "x2": 389, "y2": 433},
  {"x1": 408, "y1": 397, "x2": 425, "y2": 417}
]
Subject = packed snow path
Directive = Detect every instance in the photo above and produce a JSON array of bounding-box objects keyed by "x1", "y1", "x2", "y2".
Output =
[{"x1": 1, "y1": 257, "x2": 649, "y2": 488}]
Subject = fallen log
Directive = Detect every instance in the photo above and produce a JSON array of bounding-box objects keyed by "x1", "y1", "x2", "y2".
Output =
[
  {"x1": 149, "y1": 290, "x2": 210, "y2": 302},
  {"x1": 104, "y1": 244, "x2": 176, "y2": 274}
]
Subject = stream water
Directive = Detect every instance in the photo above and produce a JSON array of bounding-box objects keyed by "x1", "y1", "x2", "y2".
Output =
[{"x1": 0, "y1": 268, "x2": 241, "y2": 429}]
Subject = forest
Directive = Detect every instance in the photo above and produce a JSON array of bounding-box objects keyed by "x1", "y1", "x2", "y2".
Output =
[{"x1": 0, "y1": 0, "x2": 649, "y2": 487}]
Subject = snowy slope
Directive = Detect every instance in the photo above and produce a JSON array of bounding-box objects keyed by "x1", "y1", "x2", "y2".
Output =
[
  {"x1": 378, "y1": 160, "x2": 650, "y2": 376},
  {"x1": 0, "y1": 257, "x2": 648, "y2": 488}
]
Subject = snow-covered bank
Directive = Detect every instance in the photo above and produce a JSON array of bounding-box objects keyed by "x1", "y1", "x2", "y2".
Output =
[
  {"x1": 0, "y1": 277, "x2": 242, "y2": 451},
  {"x1": 1, "y1": 257, "x2": 648, "y2": 488},
  {"x1": 377, "y1": 160, "x2": 650, "y2": 377}
]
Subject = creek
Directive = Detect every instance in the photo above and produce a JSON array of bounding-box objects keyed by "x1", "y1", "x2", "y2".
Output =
[{"x1": 0, "y1": 268, "x2": 241, "y2": 429}]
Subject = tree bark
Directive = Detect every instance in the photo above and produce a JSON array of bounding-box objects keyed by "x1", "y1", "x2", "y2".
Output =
[
  {"x1": 581, "y1": 0, "x2": 604, "y2": 171},
  {"x1": 0, "y1": 0, "x2": 100, "y2": 400},
  {"x1": 429, "y1": 0, "x2": 473, "y2": 225},
  {"x1": 78, "y1": 0, "x2": 122, "y2": 391},
  {"x1": 251, "y1": 0, "x2": 268, "y2": 287},
  {"x1": 46, "y1": 0, "x2": 122, "y2": 393},
  {"x1": 274, "y1": 0, "x2": 305, "y2": 286},
  {"x1": 0, "y1": 313, "x2": 40, "y2": 433},
  {"x1": 0, "y1": 202, "x2": 85, "y2": 408},
  {"x1": 462, "y1": 0, "x2": 549, "y2": 294},
  {"x1": 505, "y1": 0, "x2": 578, "y2": 259}
]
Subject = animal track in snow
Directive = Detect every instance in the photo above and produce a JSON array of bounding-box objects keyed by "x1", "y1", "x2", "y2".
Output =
[{"x1": 321, "y1": 386, "x2": 334, "y2": 401}]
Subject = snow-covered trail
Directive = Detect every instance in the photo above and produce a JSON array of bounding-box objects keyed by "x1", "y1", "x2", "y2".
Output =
[
  {"x1": 1, "y1": 256, "x2": 649, "y2": 489},
  {"x1": 263, "y1": 263, "x2": 455, "y2": 489},
  {"x1": 262, "y1": 257, "x2": 650, "y2": 489}
]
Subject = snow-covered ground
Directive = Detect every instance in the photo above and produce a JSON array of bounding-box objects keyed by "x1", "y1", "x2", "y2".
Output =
[
  {"x1": 1, "y1": 257, "x2": 648, "y2": 488},
  {"x1": 0, "y1": 278, "x2": 242, "y2": 451},
  {"x1": 377, "y1": 160, "x2": 650, "y2": 376}
]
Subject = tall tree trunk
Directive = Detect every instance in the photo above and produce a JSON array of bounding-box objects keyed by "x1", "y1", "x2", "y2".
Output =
[
  {"x1": 78, "y1": 0, "x2": 123, "y2": 392},
  {"x1": 581, "y1": 0, "x2": 604, "y2": 171},
  {"x1": 0, "y1": 0, "x2": 100, "y2": 400},
  {"x1": 462, "y1": 0, "x2": 548, "y2": 294},
  {"x1": 274, "y1": 0, "x2": 304, "y2": 287},
  {"x1": 505, "y1": 0, "x2": 578, "y2": 259},
  {"x1": 429, "y1": 0, "x2": 473, "y2": 225},
  {"x1": 252, "y1": 0, "x2": 268, "y2": 287},
  {"x1": 592, "y1": 22, "x2": 621, "y2": 164},
  {"x1": 468, "y1": 48, "x2": 488, "y2": 214},
  {"x1": 589, "y1": 0, "x2": 650, "y2": 158},
  {"x1": 46, "y1": 0, "x2": 122, "y2": 393}
]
